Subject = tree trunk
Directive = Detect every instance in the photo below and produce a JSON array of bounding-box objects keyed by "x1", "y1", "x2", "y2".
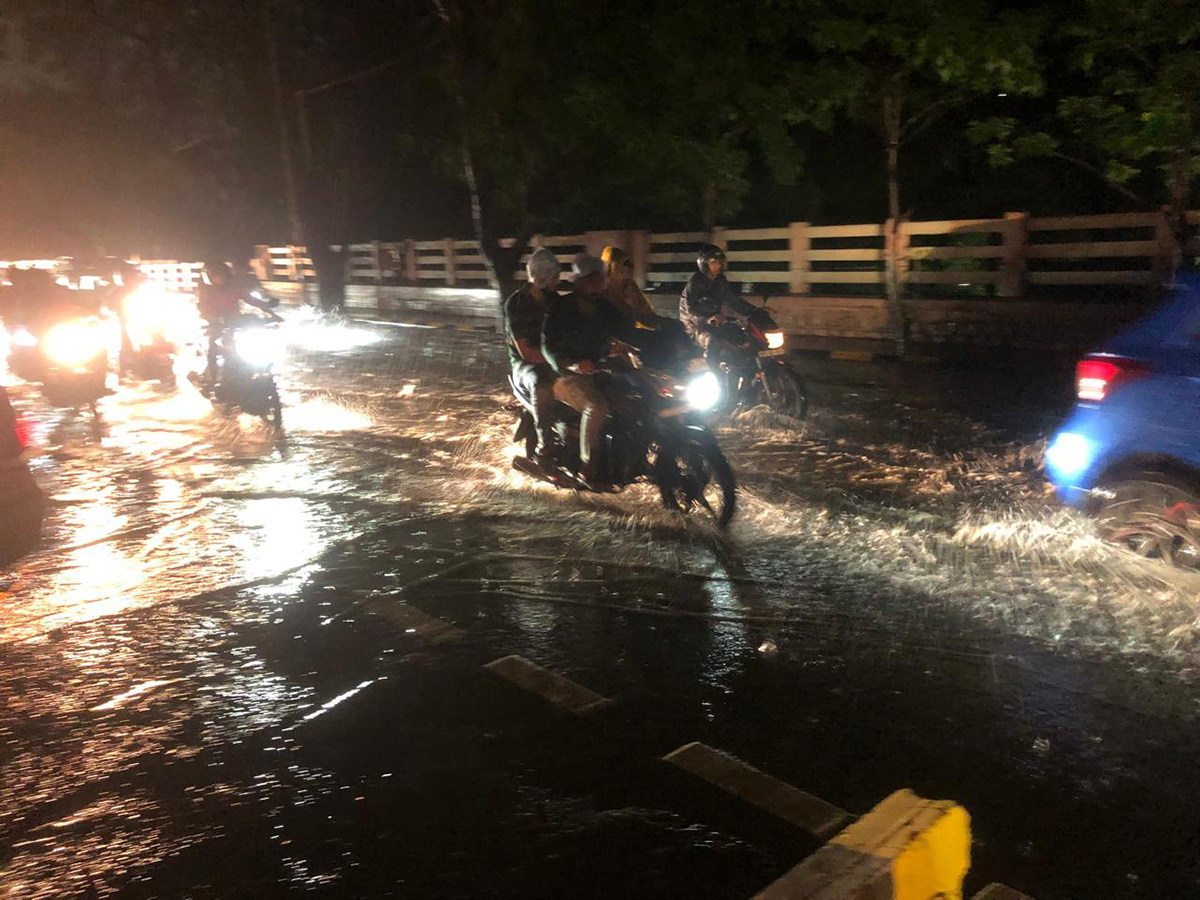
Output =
[
  {"x1": 1167, "y1": 152, "x2": 1190, "y2": 272},
  {"x1": 881, "y1": 85, "x2": 906, "y2": 354}
]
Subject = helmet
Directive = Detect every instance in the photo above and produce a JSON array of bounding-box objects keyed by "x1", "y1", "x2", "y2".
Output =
[
  {"x1": 202, "y1": 259, "x2": 233, "y2": 286},
  {"x1": 697, "y1": 244, "x2": 726, "y2": 272},
  {"x1": 113, "y1": 260, "x2": 145, "y2": 287},
  {"x1": 525, "y1": 247, "x2": 562, "y2": 289}
]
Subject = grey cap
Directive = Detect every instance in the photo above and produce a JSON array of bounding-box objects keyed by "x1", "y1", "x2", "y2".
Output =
[
  {"x1": 572, "y1": 252, "x2": 605, "y2": 279},
  {"x1": 526, "y1": 247, "x2": 562, "y2": 289}
]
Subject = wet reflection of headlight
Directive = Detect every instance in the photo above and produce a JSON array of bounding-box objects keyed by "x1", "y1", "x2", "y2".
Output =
[
  {"x1": 686, "y1": 371, "x2": 721, "y2": 411},
  {"x1": 234, "y1": 329, "x2": 284, "y2": 367},
  {"x1": 766, "y1": 331, "x2": 785, "y2": 350},
  {"x1": 44, "y1": 321, "x2": 105, "y2": 367}
]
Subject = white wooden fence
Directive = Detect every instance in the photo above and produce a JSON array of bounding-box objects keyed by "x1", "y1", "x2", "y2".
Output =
[{"x1": 239, "y1": 209, "x2": 1200, "y2": 301}]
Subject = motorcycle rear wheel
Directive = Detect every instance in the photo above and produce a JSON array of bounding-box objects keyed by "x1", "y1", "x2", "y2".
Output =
[{"x1": 656, "y1": 432, "x2": 737, "y2": 529}]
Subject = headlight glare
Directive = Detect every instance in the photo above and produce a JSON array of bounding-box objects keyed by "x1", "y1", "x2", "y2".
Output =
[
  {"x1": 685, "y1": 371, "x2": 721, "y2": 411},
  {"x1": 234, "y1": 329, "x2": 284, "y2": 367},
  {"x1": 44, "y1": 321, "x2": 105, "y2": 368},
  {"x1": 1045, "y1": 432, "x2": 1092, "y2": 480}
]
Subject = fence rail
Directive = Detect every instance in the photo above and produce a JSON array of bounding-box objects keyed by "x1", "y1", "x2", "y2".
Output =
[{"x1": 17, "y1": 208, "x2": 1185, "y2": 310}]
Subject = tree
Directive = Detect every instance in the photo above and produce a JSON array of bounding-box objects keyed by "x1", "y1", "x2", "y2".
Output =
[
  {"x1": 771, "y1": 0, "x2": 1043, "y2": 346},
  {"x1": 970, "y1": 0, "x2": 1200, "y2": 238},
  {"x1": 3, "y1": 0, "x2": 280, "y2": 260}
]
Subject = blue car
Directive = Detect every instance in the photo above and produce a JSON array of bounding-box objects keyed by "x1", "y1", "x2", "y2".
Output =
[{"x1": 1045, "y1": 272, "x2": 1200, "y2": 567}]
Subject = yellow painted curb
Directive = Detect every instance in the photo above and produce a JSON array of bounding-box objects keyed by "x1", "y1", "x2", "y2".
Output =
[{"x1": 755, "y1": 789, "x2": 970, "y2": 899}]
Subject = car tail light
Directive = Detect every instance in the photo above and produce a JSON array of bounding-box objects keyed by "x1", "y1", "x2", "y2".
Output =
[
  {"x1": 13, "y1": 415, "x2": 33, "y2": 451},
  {"x1": 1076, "y1": 355, "x2": 1151, "y2": 402}
]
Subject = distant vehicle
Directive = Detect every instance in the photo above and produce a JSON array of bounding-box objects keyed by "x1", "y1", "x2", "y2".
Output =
[
  {"x1": 1045, "y1": 273, "x2": 1200, "y2": 567},
  {"x1": 117, "y1": 281, "x2": 199, "y2": 385},
  {"x1": 0, "y1": 387, "x2": 45, "y2": 565},
  {"x1": 7, "y1": 314, "x2": 114, "y2": 415}
]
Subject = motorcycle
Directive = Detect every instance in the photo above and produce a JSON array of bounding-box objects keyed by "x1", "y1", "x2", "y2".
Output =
[
  {"x1": 509, "y1": 353, "x2": 737, "y2": 529},
  {"x1": 197, "y1": 311, "x2": 285, "y2": 428},
  {"x1": 5, "y1": 315, "x2": 114, "y2": 414},
  {"x1": 708, "y1": 301, "x2": 808, "y2": 421},
  {"x1": 117, "y1": 282, "x2": 199, "y2": 384}
]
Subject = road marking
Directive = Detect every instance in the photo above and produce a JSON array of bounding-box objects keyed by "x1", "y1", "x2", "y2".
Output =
[
  {"x1": 359, "y1": 597, "x2": 464, "y2": 644},
  {"x1": 972, "y1": 885, "x2": 1034, "y2": 900},
  {"x1": 483, "y1": 654, "x2": 611, "y2": 714},
  {"x1": 663, "y1": 742, "x2": 853, "y2": 840}
]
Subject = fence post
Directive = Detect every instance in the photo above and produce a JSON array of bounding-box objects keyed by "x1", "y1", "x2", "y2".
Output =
[
  {"x1": 444, "y1": 238, "x2": 457, "y2": 286},
  {"x1": 371, "y1": 240, "x2": 384, "y2": 284},
  {"x1": 999, "y1": 211, "x2": 1028, "y2": 298},
  {"x1": 251, "y1": 245, "x2": 272, "y2": 283},
  {"x1": 788, "y1": 221, "x2": 810, "y2": 295},
  {"x1": 404, "y1": 239, "x2": 418, "y2": 284},
  {"x1": 1153, "y1": 205, "x2": 1180, "y2": 287},
  {"x1": 630, "y1": 230, "x2": 651, "y2": 290}
]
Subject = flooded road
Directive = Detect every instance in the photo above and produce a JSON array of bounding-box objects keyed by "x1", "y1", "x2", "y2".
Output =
[{"x1": 3, "y1": 315, "x2": 1199, "y2": 898}]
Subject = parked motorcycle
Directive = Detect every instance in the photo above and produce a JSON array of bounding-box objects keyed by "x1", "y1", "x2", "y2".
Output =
[
  {"x1": 709, "y1": 301, "x2": 808, "y2": 421},
  {"x1": 198, "y1": 312, "x2": 285, "y2": 428},
  {"x1": 5, "y1": 315, "x2": 114, "y2": 414},
  {"x1": 509, "y1": 354, "x2": 737, "y2": 528}
]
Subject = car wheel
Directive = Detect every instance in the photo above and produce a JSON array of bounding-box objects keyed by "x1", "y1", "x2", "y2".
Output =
[{"x1": 1096, "y1": 471, "x2": 1200, "y2": 569}]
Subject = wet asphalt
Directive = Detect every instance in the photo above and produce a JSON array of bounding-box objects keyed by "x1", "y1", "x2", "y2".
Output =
[{"x1": 2, "y1": 317, "x2": 1199, "y2": 899}]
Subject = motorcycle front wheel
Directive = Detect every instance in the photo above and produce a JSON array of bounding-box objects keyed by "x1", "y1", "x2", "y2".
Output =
[
  {"x1": 761, "y1": 363, "x2": 809, "y2": 421},
  {"x1": 655, "y1": 430, "x2": 737, "y2": 529}
]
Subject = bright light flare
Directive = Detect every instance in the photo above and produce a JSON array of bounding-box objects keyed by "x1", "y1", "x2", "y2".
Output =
[
  {"x1": 10, "y1": 327, "x2": 37, "y2": 348},
  {"x1": 123, "y1": 284, "x2": 200, "y2": 349},
  {"x1": 283, "y1": 320, "x2": 381, "y2": 353},
  {"x1": 1045, "y1": 432, "x2": 1093, "y2": 480},
  {"x1": 686, "y1": 371, "x2": 722, "y2": 411},
  {"x1": 765, "y1": 331, "x2": 785, "y2": 350},
  {"x1": 43, "y1": 320, "x2": 107, "y2": 368},
  {"x1": 234, "y1": 328, "x2": 285, "y2": 367}
]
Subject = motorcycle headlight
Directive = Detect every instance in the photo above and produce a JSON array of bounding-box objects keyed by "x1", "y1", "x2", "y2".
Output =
[
  {"x1": 685, "y1": 371, "x2": 721, "y2": 411},
  {"x1": 234, "y1": 329, "x2": 284, "y2": 367},
  {"x1": 11, "y1": 326, "x2": 37, "y2": 348},
  {"x1": 766, "y1": 331, "x2": 785, "y2": 350},
  {"x1": 44, "y1": 321, "x2": 106, "y2": 367}
]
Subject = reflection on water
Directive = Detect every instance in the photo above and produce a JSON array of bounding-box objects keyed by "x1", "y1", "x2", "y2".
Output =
[{"x1": 232, "y1": 497, "x2": 323, "y2": 581}]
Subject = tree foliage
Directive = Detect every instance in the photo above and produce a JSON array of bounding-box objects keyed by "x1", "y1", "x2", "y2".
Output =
[{"x1": 970, "y1": 0, "x2": 1200, "y2": 214}]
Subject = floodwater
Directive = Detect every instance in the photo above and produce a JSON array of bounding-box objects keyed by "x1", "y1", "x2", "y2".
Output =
[{"x1": 2, "y1": 312, "x2": 1199, "y2": 898}]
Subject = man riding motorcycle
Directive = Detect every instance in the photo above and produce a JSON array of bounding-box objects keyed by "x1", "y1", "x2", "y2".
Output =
[
  {"x1": 679, "y1": 243, "x2": 758, "y2": 361},
  {"x1": 542, "y1": 253, "x2": 627, "y2": 490},
  {"x1": 502, "y1": 247, "x2": 562, "y2": 466},
  {"x1": 197, "y1": 260, "x2": 277, "y2": 386}
]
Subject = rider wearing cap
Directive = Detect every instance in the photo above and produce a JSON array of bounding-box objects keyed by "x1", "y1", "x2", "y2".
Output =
[
  {"x1": 679, "y1": 243, "x2": 757, "y2": 356},
  {"x1": 502, "y1": 247, "x2": 562, "y2": 465}
]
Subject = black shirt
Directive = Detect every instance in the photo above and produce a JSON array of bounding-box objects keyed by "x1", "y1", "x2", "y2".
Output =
[
  {"x1": 679, "y1": 271, "x2": 756, "y2": 323},
  {"x1": 542, "y1": 291, "x2": 626, "y2": 373},
  {"x1": 502, "y1": 284, "x2": 552, "y2": 366}
]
